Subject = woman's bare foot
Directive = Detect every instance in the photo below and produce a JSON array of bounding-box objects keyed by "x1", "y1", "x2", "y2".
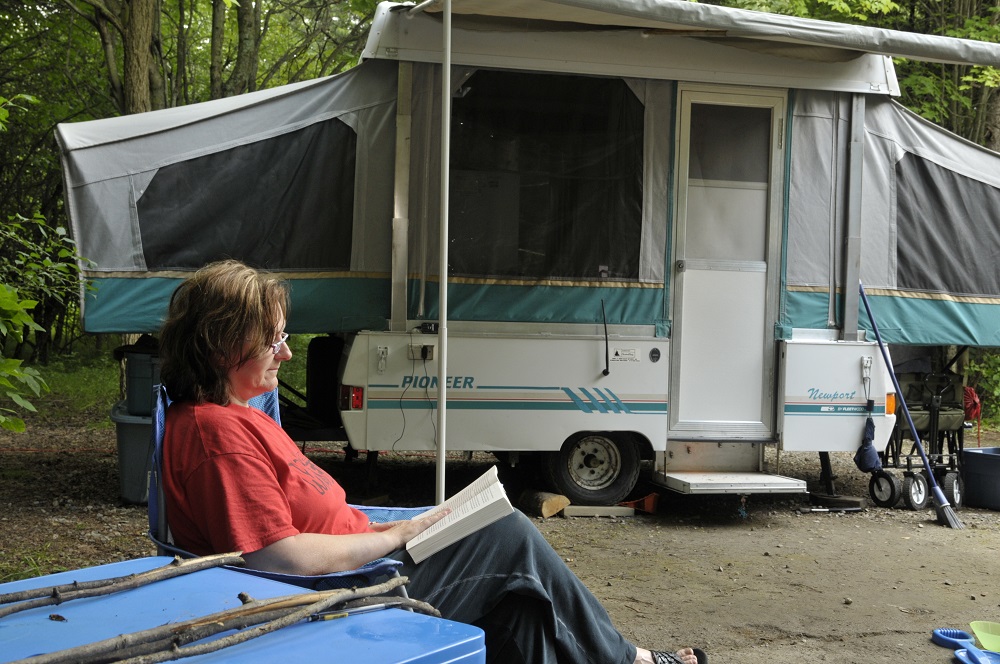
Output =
[{"x1": 635, "y1": 646, "x2": 700, "y2": 664}]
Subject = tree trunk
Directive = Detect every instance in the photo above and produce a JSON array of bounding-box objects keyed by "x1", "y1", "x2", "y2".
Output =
[
  {"x1": 985, "y1": 89, "x2": 1000, "y2": 152},
  {"x1": 209, "y1": 0, "x2": 225, "y2": 100},
  {"x1": 94, "y1": 15, "x2": 125, "y2": 114},
  {"x1": 123, "y1": 0, "x2": 155, "y2": 114},
  {"x1": 223, "y1": 0, "x2": 260, "y2": 97},
  {"x1": 176, "y1": 0, "x2": 188, "y2": 105}
]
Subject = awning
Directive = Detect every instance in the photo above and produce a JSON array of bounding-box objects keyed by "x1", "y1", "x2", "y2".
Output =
[{"x1": 415, "y1": 0, "x2": 1000, "y2": 67}]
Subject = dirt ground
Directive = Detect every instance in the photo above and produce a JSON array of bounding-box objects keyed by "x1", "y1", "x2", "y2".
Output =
[{"x1": 2, "y1": 413, "x2": 999, "y2": 663}]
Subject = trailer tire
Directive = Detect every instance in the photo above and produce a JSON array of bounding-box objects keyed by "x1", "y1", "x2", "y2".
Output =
[
  {"x1": 868, "y1": 470, "x2": 901, "y2": 508},
  {"x1": 545, "y1": 434, "x2": 640, "y2": 506}
]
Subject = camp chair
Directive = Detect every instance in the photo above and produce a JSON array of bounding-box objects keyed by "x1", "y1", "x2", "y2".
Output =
[{"x1": 147, "y1": 384, "x2": 427, "y2": 591}]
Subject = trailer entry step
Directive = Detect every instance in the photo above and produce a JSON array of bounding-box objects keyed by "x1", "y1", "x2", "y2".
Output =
[{"x1": 654, "y1": 471, "x2": 807, "y2": 495}]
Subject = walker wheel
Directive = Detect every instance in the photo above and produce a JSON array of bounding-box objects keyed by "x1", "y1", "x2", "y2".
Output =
[
  {"x1": 942, "y1": 471, "x2": 964, "y2": 510},
  {"x1": 868, "y1": 470, "x2": 901, "y2": 508},
  {"x1": 902, "y1": 472, "x2": 930, "y2": 510}
]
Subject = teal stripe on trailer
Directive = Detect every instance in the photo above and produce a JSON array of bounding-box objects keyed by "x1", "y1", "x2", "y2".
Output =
[
  {"x1": 784, "y1": 403, "x2": 887, "y2": 415},
  {"x1": 578, "y1": 388, "x2": 608, "y2": 413},
  {"x1": 561, "y1": 388, "x2": 592, "y2": 413},
  {"x1": 413, "y1": 281, "x2": 664, "y2": 327},
  {"x1": 83, "y1": 275, "x2": 664, "y2": 333},
  {"x1": 784, "y1": 289, "x2": 1000, "y2": 346},
  {"x1": 367, "y1": 398, "x2": 667, "y2": 413},
  {"x1": 82, "y1": 277, "x2": 178, "y2": 333},
  {"x1": 81, "y1": 276, "x2": 392, "y2": 334}
]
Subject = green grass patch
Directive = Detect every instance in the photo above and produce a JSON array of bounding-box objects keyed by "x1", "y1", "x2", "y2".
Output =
[{"x1": 0, "y1": 545, "x2": 67, "y2": 583}]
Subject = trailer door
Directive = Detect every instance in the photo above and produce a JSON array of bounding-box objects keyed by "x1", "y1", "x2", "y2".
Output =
[{"x1": 669, "y1": 86, "x2": 785, "y2": 441}]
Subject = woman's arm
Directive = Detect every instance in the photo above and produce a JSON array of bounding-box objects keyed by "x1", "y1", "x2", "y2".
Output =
[{"x1": 241, "y1": 509, "x2": 450, "y2": 575}]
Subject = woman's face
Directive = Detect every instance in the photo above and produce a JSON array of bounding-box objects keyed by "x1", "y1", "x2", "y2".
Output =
[{"x1": 226, "y1": 315, "x2": 292, "y2": 406}]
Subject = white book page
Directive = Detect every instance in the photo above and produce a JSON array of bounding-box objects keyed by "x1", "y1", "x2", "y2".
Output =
[
  {"x1": 408, "y1": 480, "x2": 508, "y2": 547},
  {"x1": 412, "y1": 465, "x2": 500, "y2": 520}
]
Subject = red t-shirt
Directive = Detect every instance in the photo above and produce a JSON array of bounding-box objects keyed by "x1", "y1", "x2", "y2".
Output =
[{"x1": 162, "y1": 400, "x2": 371, "y2": 556}]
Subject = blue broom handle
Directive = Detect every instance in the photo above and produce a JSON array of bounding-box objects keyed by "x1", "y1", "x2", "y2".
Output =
[{"x1": 858, "y1": 282, "x2": 941, "y2": 491}]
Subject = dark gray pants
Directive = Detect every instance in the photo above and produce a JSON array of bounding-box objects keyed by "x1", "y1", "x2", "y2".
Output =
[{"x1": 391, "y1": 510, "x2": 636, "y2": 664}]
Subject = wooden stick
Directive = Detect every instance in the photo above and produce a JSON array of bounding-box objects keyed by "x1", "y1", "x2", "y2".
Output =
[
  {"x1": 0, "y1": 554, "x2": 246, "y2": 620},
  {"x1": 14, "y1": 576, "x2": 410, "y2": 664}
]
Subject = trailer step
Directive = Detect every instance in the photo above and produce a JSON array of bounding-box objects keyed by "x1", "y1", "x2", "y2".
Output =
[{"x1": 653, "y1": 471, "x2": 807, "y2": 495}]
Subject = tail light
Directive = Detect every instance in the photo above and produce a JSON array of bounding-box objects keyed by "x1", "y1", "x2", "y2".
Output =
[
  {"x1": 886, "y1": 392, "x2": 897, "y2": 415},
  {"x1": 339, "y1": 385, "x2": 364, "y2": 410}
]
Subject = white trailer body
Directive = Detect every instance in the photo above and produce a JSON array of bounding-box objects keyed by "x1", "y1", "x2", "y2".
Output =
[{"x1": 57, "y1": 1, "x2": 1000, "y2": 504}]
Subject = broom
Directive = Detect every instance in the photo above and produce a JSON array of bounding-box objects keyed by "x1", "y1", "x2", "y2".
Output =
[{"x1": 858, "y1": 282, "x2": 964, "y2": 529}]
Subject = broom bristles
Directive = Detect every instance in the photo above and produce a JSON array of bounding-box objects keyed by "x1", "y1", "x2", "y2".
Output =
[{"x1": 932, "y1": 486, "x2": 965, "y2": 529}]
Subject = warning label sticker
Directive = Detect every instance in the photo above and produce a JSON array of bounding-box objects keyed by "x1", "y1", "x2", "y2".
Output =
[{"x1": 611, "y1": 348, "x2": 639, "y2": 362}]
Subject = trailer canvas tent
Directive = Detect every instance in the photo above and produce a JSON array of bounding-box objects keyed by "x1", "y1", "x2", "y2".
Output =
[{"x1": 57, "y1": 0, "x2": 1000, "y2": 504}]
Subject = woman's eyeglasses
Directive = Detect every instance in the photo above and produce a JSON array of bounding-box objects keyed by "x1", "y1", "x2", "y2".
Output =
[{"x1": 269, "y1": 332, "x2": 289, "y2": 355}]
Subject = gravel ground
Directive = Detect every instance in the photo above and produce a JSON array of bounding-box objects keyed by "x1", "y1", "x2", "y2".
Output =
[{"x1": 3, "y1": 411, "x2": 1000, "y2": 663}]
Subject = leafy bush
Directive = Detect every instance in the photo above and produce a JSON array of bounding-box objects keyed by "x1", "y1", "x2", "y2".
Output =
[
  {"x1": 0, "y1": 283, "x2": 47, "y2": 431},
  {"x1": 967, "y1": 348, "x2": 1000, "y2": 424}
]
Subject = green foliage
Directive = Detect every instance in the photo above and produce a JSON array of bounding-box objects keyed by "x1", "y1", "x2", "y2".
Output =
[
  {"x1": 0, "y1": 283, "x2": 47, "y2": 432},
  {"x1": 1, "y1": 211, "x2": 86, "y2": 320},
  {"x1": 967, "y1": 349, "x2": 1000, "y2": 423},
  {"x1": 0, "y1": 94, "x2": 39, "y2": 132}
]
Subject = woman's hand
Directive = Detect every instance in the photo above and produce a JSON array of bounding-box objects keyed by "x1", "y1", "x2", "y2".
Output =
[{"x1": 369, "y1": 509, "x2": 451, "y2": 547}]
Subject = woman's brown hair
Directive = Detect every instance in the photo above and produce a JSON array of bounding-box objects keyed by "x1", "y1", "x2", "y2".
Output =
[{"x1": 159, "y1": 260, "x2": 289, "y2": 405}]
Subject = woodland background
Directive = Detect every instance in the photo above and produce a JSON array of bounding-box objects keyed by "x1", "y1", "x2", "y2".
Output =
[{"x1": 3, "y1": 0, "x2": 1000, "y2": 428}]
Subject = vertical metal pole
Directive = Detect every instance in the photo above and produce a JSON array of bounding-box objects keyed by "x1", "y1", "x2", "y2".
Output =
[
  {"x1": 435, "y1": 0, "x2": 452, "y2": 504},
  {"x1": 391, "y1": 63, "x2": 413, "y2": 333},
  {"x1": 842, "y1": 93, "x2": 865, "y2": 341}
]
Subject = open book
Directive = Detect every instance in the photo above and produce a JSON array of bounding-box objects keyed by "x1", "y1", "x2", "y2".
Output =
[{"x1": 405, "y1": 465, "x2": 514, "y2": 564}]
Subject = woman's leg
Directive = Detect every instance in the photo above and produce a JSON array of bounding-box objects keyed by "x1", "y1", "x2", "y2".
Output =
[{"x1": 390, "y1": 510, "x2": 636, "y2": 664}]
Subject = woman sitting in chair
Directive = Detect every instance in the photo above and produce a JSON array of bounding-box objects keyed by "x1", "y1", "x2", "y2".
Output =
[{"x1": 158, "y1": 259, "x2": 705, "y2": 664}]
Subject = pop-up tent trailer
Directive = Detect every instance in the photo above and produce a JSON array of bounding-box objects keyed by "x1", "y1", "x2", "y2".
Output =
[{"x1": 57, "y1": 0, "x2": 1000, "y2": 505}]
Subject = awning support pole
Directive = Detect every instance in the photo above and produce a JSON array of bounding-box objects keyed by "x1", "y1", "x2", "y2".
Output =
[{"x1": 435, "y1": 0, "x2": 452, "y2": 504}]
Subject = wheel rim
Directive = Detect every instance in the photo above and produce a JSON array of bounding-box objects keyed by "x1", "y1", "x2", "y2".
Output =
[
  {"x1": 947, "y1": 474, "x2": 963, "y2": 505},
  {"x1": 910, "y1": 476, "x2": 927, "y2": 504},
  {"x1": 565, "y1": 436, "x2": 621, "y2": 491},
  {"x1": 872, "y1": 476, "x2": 894, "y2": 502}
]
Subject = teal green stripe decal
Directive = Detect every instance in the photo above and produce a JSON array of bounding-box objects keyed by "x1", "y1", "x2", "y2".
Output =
[
  {"x1": 367, "y1": 399, "x2": 667, "y2": 413},
  {"x1": 602, "y1": 389, "x2": 631, "y2": 414},
  {"x1": 578, "y1": 388, "x2": 608, "y2": 413},
  {"x1": 561, "y1": 388, "x2": 593, "y2": 413},
  {"x1": 593, "y1": 388, "x2": 621, "y2": 413},
  {"x1": 478, "y1": 386, "x2": 563, "y2": 391},
  {"x1": 785, "y1": 404, "x2": 887, "y2": 415}
]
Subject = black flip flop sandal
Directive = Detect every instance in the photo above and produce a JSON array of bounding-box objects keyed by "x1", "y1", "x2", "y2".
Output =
[{"x1": 650, "y1": 648, "x2": 708, "y2": 664}]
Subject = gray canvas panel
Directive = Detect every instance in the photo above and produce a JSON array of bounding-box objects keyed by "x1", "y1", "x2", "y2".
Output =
[
  {"x1": 859, "y1": 121, "x2": 898, "y2": 290},
  {"x1": 59, "y1": 59, "x2": 399, "y2": 273},
  {"x1": 786, "y1": 91, "x2": 845, "y2": 290},
  {"x1": 896, "y1": 154, "x2": 1000, "y2": 296},
  {"x1": 57, "y1": 60, "x2": 398, "y2": 182},
  {"x1": 137, "y1": 118, "x2": 356, "y2": 270}
]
